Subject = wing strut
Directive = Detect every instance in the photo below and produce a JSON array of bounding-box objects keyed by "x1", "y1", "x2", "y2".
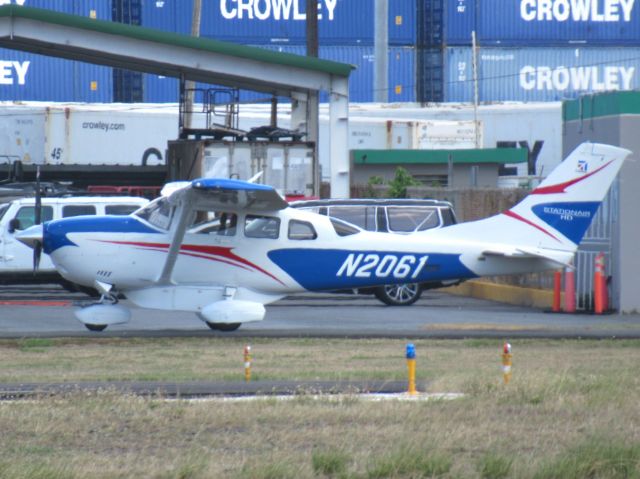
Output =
[{"x1": 157, "y1": 193, "x2": 196, "y2": 285}]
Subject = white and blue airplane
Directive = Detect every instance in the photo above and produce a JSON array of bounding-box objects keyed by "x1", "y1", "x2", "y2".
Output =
[{"x1": 16, "y1": 142, "x2": 631, "y2": 331}]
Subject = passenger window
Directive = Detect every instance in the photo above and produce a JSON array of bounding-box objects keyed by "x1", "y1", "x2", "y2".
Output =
[
  {"x1": 387, "y1": 207, "x2": 440, "y2": 233},
  {"x1": 13, "y1": 206, "x2": 53, "y2": 230},
  {"x1": 245, "y1": 215, "x2": 280, "y2": 239},
  {"x1": 62, "y1": 205, "x2": 96, "y2": 218},
  {"x1": 327, "y1": 206, "x2": 376, "y2": 231},
  {"x1": 106, "y1": 204, "x2": 142, "y2": 215},
  {"x1": 288, "y1": 220, "x2": 317, "y2": 240}
]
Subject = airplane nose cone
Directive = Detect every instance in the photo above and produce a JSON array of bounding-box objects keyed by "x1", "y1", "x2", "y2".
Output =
[{"x1": 15, "y1": 224, "x2": 43, "y2": 249}]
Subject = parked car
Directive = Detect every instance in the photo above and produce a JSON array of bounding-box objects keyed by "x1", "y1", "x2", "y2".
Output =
[
  {"x1": 0, "y1": 196, "x2": 148, "y2": 285},
  {"x1": 290, "y1": 198, "x2": 460, "y2": 305}
]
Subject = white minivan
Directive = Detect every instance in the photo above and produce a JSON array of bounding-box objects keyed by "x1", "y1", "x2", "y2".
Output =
[{"x1": 0, "y1": 196, "x2": 148, "y2": 283}]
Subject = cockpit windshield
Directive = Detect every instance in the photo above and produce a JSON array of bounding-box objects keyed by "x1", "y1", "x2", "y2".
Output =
[
  {"x1": 330, "y1": 217, "x2": 361, "y2": 237},
  {"x1": 134, "y1": 197, "x2": 174, "y2": 230}
]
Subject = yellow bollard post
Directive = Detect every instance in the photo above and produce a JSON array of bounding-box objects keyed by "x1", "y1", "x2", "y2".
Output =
[
  {"x1": 244, "y1": 345, "x2": 251, "y2": 382},
  {"x1": 406, "y1": 343, "x2": 417, "y2": 395},
  {"x1": 502, "y1": 342, "x2": 512, "y2": 384}
]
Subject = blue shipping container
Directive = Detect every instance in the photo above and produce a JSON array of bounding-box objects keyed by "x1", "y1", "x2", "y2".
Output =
[
  {"x1": 444, "y1": 47, "x2": 640, "y2": 102},
  {"x1": 445, "y1": 0, "x2": 640, "y2": 46},
  {"x1": 0, "y1": 0, "x2": 114, "y2": 102},
  {"x1": 142, "y1": 0, "x2": 416, "y2": 45},
  {"x1": 0, "y1": 49, "x2": 113, "y2": 103},
  {"x1": 145, "y1": 45, "x2": 415, "y2": 103},
  {"x1": 17, "y1": 0, "x2": 112, "y2": 20}
]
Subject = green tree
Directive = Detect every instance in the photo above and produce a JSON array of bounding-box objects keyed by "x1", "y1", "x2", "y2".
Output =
[
  {"x1": 387, "y1": 167, "x2": 421, "y2": 198},
  {"x1": 365, "y1": 175, "x2": 384, "y2": 197}
]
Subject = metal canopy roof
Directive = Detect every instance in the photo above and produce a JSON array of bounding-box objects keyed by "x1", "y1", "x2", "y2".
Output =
[{"x1": 0, "y1": 5, "x2": 353, "y2": 97}]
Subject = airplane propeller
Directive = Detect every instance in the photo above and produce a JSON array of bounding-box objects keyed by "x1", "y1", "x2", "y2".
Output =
[{"x1": 32, "y1": 165, "x2": 42, "y2": 273}]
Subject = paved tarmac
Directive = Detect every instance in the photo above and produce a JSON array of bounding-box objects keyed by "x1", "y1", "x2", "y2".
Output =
[
  {"x1": 1, "y1": 286, "x2": 639, "y2": 339},
  {"x1": 2, "y1": 285, "x2": 639, "y2": 398}
]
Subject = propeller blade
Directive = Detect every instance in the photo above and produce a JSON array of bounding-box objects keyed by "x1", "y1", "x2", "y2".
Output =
[
  {"x1": 33, "y1": 165, "x2": 42, "y2": 273},
  {"x1": 34, "y1": 165, "x2": 42, "y2": 226},
  {"x1": 33, "y1": 240, "x2": 42, "y2": 273}
]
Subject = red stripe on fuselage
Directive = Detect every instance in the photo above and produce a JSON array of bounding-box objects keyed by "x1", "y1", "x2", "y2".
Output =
[{"x1": 95, "y1": 240, "x2": 285, "y2": 285}]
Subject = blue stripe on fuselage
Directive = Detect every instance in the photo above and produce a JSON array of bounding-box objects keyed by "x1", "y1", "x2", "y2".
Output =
[
  {"x1": 43, "y1": 216, "x2": 159, "y2": 254},
  {"x1": 268, "y1": 248, "x2": 476, "y2": 291}
]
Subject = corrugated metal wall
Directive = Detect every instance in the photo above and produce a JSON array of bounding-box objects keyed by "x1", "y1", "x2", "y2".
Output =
[{"x1": 575, "y1": 183, "x2": 618, "y2": 311}]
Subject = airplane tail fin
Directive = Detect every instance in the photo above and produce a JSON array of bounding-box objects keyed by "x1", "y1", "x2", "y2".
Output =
[{"x1": 450, "y1": 143, "x2": 631, "y2": 258}]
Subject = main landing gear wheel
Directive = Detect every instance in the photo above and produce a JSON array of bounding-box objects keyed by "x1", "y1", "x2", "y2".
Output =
[
  {"x1": 205, "y1": 322, "x2": 242, "y2": 332},
  {"x1": 85, "y1": 324, "x2": 108, "y2": 332},
  {"x1": 374, "y1": 283, "x2": 422, "y2": 306}
]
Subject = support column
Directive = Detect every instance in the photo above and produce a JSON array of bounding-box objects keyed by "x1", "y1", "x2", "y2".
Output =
[
  {"x1": 329, "y1": 76, "x2": 349, "y2": 198},
  {"x1": 374, "y1": 0, "x2": 388, "y2": 103}
]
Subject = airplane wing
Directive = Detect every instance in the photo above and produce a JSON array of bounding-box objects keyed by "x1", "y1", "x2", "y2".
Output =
[
  {"x1": 157, "y1": 178, "x2": 288, "y2": 284},
  {"x1": 166, "y1": 178, "x2": 289, "y2": 212}
]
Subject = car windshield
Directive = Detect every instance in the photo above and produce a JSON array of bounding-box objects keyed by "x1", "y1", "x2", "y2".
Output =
[
  {"x1": 327, "y1": 206, "x2": 376, "y2": 231},
  {"x1": 387, "y1": 207, "x2": 440, "y2": 233},
  {"x1": 0, "y1": 203, "x2": 8, "y2": 222}
]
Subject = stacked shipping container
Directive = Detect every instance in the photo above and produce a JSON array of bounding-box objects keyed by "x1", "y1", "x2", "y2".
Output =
[
  {"x1": 141, "y1": 0, "x2": 418, "y2": 103},
  {"x1": 0, "y1": 0, "x2": 113, "y2": 103},
  {"x1": 1, "y1": 1, "x2": 638, "y2": 104},
  {"x1": 432, "y1": 0, "x2": 640, "y2": 102},
  {"x1": 0, "y1": 0, "x2": 418, "y2": 104}
]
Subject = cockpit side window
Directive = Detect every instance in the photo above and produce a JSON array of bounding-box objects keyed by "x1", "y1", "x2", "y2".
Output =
[
  {"x1": 245, "y1": 215, "x2": 280, "y2": 239},
  {"x1": 135, "y1": 197, "x2": 174, "y2": 231},
  {"x1": 288, "y1": 220, "x2": 317, "y2": 240},
  {"x1": 187, "y1": 211, "x2": 238, "y2": 236}
]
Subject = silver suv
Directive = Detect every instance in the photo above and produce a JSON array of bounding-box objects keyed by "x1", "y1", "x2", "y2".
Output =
[{"x1": 290, "y1": 198, "x2": 459, "y2": 305}]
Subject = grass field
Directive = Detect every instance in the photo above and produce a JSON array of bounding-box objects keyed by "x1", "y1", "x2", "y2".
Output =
[{"x1": 0, "y1": 337, "x2": 639, "y2": 478}]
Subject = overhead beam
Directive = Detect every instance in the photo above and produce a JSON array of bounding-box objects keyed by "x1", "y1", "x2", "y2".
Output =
[{"x1": 0, "y1": 6, "x2": 352, "y2": 96}]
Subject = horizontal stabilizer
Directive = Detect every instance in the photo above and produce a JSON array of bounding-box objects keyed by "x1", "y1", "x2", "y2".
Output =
[{"x1": 482, "y1": 247, "x2": 573, "y2": 269}]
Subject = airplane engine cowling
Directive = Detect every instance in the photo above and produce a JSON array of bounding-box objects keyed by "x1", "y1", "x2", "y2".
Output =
[{"x1": 198, "y1": 300, "x2": 265, "y2": 325}]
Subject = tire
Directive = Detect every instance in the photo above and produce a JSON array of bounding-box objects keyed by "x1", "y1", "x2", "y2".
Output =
[
  {"x1": 85, "y1": 324, "x2": 107, "y2": 332},
  {"x1": 205, "y1": 322, "x2": 242, "y2": 332},
  {"x1": 374, "y1": 283, "x2": 422, "y2": 306}
]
